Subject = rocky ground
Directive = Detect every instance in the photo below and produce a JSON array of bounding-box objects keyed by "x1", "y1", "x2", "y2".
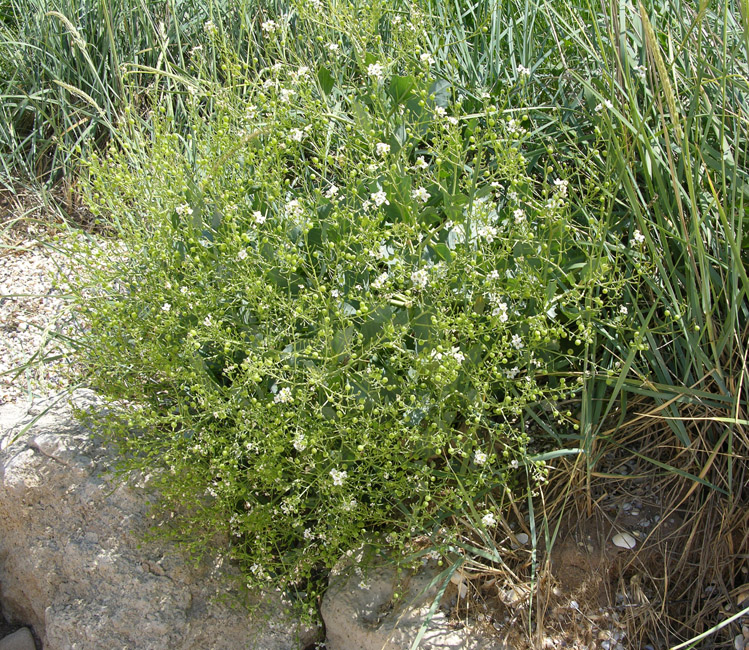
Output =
[{"x1": 0, "y1": 222, "x2": 80, "y2": 406}]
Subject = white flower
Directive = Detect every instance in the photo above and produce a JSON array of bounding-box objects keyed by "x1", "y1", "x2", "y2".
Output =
[
  {"x1": 507, "y1": 118, "x2": 525, "y2": 135},
  {"x1": 510, "y1": 459, "x2": 519, "y2": 468},
  {"x1": 293, "y1": 434, "x2": 307, "y2": 451},
  {"x1": 512, "y1": 334, "x2": 523, "y2": 349},
  {"x1": 487, "y1": 270, "x2": 500, "y2": 281},
  {"x1": 371, "y1": 190, "x2": 389, "y2": 207},
  {"x1": 505, "y1": 366, "x2": 520, "y2": 379},
  {"x1": 203, "y1": 315, "x2": 213, "y2": 327},
  {"x1": 412, "y1": 187, "x2": 430, "y2": 203},
  {"x1": 285, "y1": 199, "x2": 304, "y2": 220},
  {"x1": 478, "y1": 224, "x2": 498, "y2": 242},
  {"x1": 274, "y1": 386, "x2": 293, "y2": 403},
  {"x1": 237, "y1": 249, "x2": 248, "y2": 260},
  {"x1": 419, "y1": 52, "x2": 434, "y2": 65},
  {"x1": 372, "y1": 272, "x2": 389, "y2": 289},
  {"x1": 517, "y1": 64, "x2": 531, "y2": 77},
  {"x1": 279, "y1": 88, "x2": 295, "y2": 102},
  {"x1": 324, "y1": 184, "x2": 339, "y2": 199},
  {"x1": 414, "y1": 156, "x2": 429, "y2": 170},
  {"x1": 513, "y1": 208, "x2": 525, "y2": 224},
  {"x1": 176, "y1": 203, "x2": 193, "y2": 217},
  {"x1": 411, "y1": 268, "x2": 429, "y2": 289},
  {"x1": 554, "y1": 178, "x2": 569, "y2": 197},
  {"x1": 303, "y1": 528, "x2": 315, "y2": 540},
  {"x1": 204, "y1": 20, "x2": 217, "y2": 35},
  {"x1": 326, "y1": 42, "x2": 339, "y2": 52},
  {"x1": 290, "y1": 128, "x2": 305, "y2": 142},
  {"x1": 161, "y1": 302, "x2": 171, "y2": 312},
  {"x1": 447, "y1": 116, "x2": 459, "y2": 126},
  {"x1": 482, "y1": 512, "x2": 497, "y2": 527},
  {"x1": 261, "y1": 20, "x2": 278, "y2": 33},
  {"x1": 342, "y1": 497, "x2": 357, "y2": 512},
  {"x1": 492, "y1": 301, "x2": 508, "y2": 322},
  {"x1": 450, "y1": 346, "x2": 465, "y2": 363},
  {"x1": 330, "y1": 468, "x2": 347, "y2": 486},
  {"x1": 253, "y1": 210, "x2": 266, "y2": 224},
  {"x1": 619, "y1": 305, "x2": 629, "y2": 315},
  {"x1": 493, "y1": 308, "x2": 509, "y2": 322},
  {"x1": 376, "y1": 142, "x2": 390, "y2": 156},
  {"x1": 474, "y1": 450, "x2": 488, "y2": 465},
  {"x1": 367, "y1": 62, "x2": 384, "y2": 80},
  {"x1": 632, "y1": 229, "x2": 645, "y2": 245},
  {"x1": 595, "y1": 99, "x2": 614, "y2": 113},
  {"x1": 434, "y1": 106, "x2": 447, "y2": 118}
]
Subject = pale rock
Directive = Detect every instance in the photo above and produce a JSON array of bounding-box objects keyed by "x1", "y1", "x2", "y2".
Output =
[
  {"x1": 321, "y1": 552, "x2": 504, "y2": 650},
  {"x1": 0, "y1": 628, "x2": 36, "y2": 650},
  {"x1": 510, "y1": 533, "x2": 529, "y2": 549},
  {"x1": 0, "y1": 390, "x2": 317, "y2": 650},
  {"x1": 611, "y1": 532, "x2": 637, "y2": 549}
]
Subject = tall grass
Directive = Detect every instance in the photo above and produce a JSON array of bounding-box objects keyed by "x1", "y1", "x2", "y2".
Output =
[
  {"x1": 405, "y1": 0, "x2": 749, "y2": 644},
  {"x1": 0, "y1": 0, "x2": 296, "y2": 191}
]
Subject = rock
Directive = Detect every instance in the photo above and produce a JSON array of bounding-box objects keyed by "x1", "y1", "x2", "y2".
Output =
[
  {"x1": 0, "y1": 628, "x2": 35, "y2": 650},
  {"x1": 510, "y1": 533, "x2": 529, "y2": 549},
  {"x1": 0, "y1": 391, "x2": 317, "y2": 650},
  {"x1": 321, "y1": 551, "x2": 505, "y2": 650},
  {"x1": 611, "y1": 533, "x2": 637, "y2": 550}
]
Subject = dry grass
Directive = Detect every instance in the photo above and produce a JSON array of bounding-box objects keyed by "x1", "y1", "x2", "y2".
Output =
[{"x1": 446, "y1": 367, "x2": 749, "y2": 649}]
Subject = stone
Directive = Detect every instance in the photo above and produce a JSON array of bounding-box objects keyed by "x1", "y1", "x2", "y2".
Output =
[
  {"x1": 0, "y1": 390, "x2": 317, "y2": 650},
  {"x1": 0, "y1": 628, "x2": 35, "y2": 650},
  {"x1": 611, "y1": 533, "x2": 637, "y2": 550},
  {"x1": 321, "y1": 551, "x2": 505, "y2": 650}
]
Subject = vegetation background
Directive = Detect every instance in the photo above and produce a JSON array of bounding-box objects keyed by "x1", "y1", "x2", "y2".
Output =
[{"x1": 1, "y1": 0, "x2": 748, "y2": 648}]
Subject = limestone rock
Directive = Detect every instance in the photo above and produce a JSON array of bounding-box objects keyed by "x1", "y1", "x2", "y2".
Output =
[
  {"x1": 321, "y1": 552, "x2": 505, "y2": 650},
  {"x1": 0, "y1": 628, "x2": 36, "y2": 650},
  {"x1": 0, "y1": 390, "x2": 317, "y2": 650}
]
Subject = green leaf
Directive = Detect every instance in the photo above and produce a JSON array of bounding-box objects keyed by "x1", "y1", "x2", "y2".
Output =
[
  {"x1": 350, "y1": 100, "x2": 371, "y2": 132},
  {"x1": 317, "y1": 66, "x2": 335, "y2": 96},
  {"x1": 429, "y1": 79, "x2": 451, "y2": 107},
  {"x1": 361, "y1": 305, "x2": 395, "y2": 343},
  {"x1": 331, "y1": 328, "x2": 354, "y2": 356},
  {"x1": 388, "y1": 75, "x2": 415, "y2": 105}
]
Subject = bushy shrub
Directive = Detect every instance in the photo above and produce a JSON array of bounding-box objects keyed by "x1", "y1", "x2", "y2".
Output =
[{"x1": 65, "y1": 1, "x2": 638, "y2": 610}]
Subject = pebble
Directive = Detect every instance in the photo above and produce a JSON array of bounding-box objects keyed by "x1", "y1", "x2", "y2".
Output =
[
  {"x1": 612, "y1": 533, "x2": 637, "y2": 549},
  {"x1": 0, "y1": 628, "x2": 36, "y2": 650},
  {"x1": 511, "y1": 532, "x2": 529, "y2": 549}
]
